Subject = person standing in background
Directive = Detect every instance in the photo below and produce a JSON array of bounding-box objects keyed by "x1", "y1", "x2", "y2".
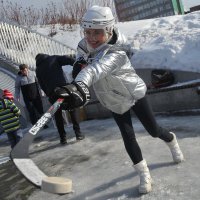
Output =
[
  {"x1": 35, "y1": 54, "x2": 84, "y2": 145},
  {"x1": 15, "y1": 64, "x2": 48, "y2": 128}
]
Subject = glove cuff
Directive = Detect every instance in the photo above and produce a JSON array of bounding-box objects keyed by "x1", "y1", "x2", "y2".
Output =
[{"x1": 74, "y1": 81, "x2": 91, "y2": 105}]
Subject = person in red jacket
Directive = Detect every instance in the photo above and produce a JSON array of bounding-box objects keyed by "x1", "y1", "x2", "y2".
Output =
[{"x1": 0, "y1": 89, "x2": 22, "y2": 149}]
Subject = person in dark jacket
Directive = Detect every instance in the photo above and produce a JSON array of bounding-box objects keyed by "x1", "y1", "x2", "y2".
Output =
[
  {"x1": 0, "y1": 89, "x2": 22, "y2": 149},
  {"x1": 35, "y1": 54, "x2": 84, "y2": 144},
  {"x1": 15, "y1": 64, "x2": 47, "y2": 127}
]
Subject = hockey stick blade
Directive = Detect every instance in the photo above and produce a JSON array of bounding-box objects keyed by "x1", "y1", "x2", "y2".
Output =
[{"x1": 10, "y1": 98, "x2": 64, "y2": 187}]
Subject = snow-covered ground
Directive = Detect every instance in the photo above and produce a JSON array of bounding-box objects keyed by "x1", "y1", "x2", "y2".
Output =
[
  {"x1": 1, "y1": 114, "x2": 200, "y2": 199},
  {"x1": 36, "y1": 11, "x2": 200, "y2": 74}
]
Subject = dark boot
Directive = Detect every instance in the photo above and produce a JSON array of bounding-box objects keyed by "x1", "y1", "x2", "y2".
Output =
[
  {"x1": 60, "y1": 134, "x2": 67, "y2": 145},
  {"x1": 75, "y1": 132, "x2": 85, "y2": 141},
  {"x1": 60, "y1": 137, "x2": 67, "y2": 145}
]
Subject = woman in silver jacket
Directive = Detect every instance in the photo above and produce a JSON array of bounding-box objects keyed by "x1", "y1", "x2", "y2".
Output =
[
  {"x1": 75, "y1": 28, "x2": 146, "y2": 114},
  {"x1": 55, "y1": 5, "x2": 184, "y2": 194}
]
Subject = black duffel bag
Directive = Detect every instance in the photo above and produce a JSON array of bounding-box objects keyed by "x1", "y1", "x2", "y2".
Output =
[{"x1": 151, "y1": 69, "x2": 175, "y2": 88}]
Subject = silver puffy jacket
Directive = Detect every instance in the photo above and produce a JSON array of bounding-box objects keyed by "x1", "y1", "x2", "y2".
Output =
[{"x1": 75, "y1": 28, "x2": 147, "y2": 114}]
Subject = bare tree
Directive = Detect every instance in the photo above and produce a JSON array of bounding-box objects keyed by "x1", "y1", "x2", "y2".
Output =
[{"x1": 0, "y1": 0, "x2": 117, "y2": 33}]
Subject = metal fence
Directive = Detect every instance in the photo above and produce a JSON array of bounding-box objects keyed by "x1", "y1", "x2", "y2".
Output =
[{"x1": 0, "y1": 21, "x2": 76, "y2": 71}]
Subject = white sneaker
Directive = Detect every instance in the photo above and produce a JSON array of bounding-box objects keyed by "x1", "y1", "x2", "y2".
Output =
[
  {"x1": 166, "y1": 132, "x2": 184, "y2": 163},
  {"x1": 134, "y1": 159, "x2": 152, "y2": 194}
]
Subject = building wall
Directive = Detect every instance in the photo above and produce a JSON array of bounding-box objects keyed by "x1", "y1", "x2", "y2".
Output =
[
  {"x1": 114, "y1": 0, "x2": 184, "y2": 22},
  {"x1": 190, "y1": 5, "x2": 200, "y2": 12}
]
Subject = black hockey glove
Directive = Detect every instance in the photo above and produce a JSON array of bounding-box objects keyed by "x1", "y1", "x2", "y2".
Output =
[
  {"x1": 54, "y1": 81, "x2": 90, "y2": 110},
  {"x1": 72, "y1": 57, "x2": 88, "y2": 79}
]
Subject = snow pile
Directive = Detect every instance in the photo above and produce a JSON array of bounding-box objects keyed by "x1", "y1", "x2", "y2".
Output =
[
  {"x1": 128, "y1": 12, "x2": 200, "y2": 72},
  {"x1": 35, "y1": 11, "x2": 200, "y2": 73}
]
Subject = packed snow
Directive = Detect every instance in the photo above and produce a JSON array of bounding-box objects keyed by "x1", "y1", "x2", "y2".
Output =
[
  {"x1": 1, "y1": 115, "x2": 200, "y2": 200},
  {"x1": 36, "y1": 11, "x2": 200, "y2": 73}
]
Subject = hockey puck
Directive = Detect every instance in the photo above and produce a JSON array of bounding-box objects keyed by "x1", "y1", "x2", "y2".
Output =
[{"x1": 41, "y1": 176, "x2": 72, "y2": 194}]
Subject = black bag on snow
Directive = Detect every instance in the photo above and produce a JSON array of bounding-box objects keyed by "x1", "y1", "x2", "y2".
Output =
[{"x1": 151, "y1": 69, "x2": 175, "y2": 88}]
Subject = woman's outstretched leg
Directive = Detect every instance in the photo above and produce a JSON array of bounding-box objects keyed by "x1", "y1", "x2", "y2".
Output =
[
  {"x1": 132, "y1": 96, "x2": 184, "y2": 163},
  {"x1": 112, "y1": 110, "x2": 152, "y2": 193}
]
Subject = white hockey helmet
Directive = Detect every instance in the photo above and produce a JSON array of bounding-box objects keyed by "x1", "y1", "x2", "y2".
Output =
[{"x1": 81, "y1": 5, "x2": 115, "y2": 32}]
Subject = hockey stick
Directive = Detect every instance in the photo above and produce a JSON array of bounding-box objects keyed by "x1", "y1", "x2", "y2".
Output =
[{"x1": 10, "y1": 98, "x2": 64, "y2": 187}]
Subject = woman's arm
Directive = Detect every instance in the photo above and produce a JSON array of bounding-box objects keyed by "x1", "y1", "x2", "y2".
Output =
[{"x1": 75, "y1": 51, "x2": 127, "y2": 87}]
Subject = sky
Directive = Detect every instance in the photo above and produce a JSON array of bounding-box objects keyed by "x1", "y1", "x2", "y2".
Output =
[
  {"x1": 9, "y1": 0, "x2": 200, "y2": 10},
  {"x1": 183, "y1": 0, "x2": 200, "y2": 9}
]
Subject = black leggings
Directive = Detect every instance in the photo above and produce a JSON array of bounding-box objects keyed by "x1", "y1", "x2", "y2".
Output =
[{"x1": 112, "y1": 96, "x2": 173, "y2": 164}]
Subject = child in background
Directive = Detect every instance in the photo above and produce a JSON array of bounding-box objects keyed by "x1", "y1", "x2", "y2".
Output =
[{"x1": 0, "y1": 89, "x2": 22, "y2": 149}]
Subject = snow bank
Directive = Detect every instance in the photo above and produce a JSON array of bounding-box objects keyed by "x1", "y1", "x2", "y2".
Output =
[
  {"x1": 35, "y1": 11, "x2": 200, "y2": 73},
  {"x1": 127, "y1": 12, "x2": 200, "y2": 73}
]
